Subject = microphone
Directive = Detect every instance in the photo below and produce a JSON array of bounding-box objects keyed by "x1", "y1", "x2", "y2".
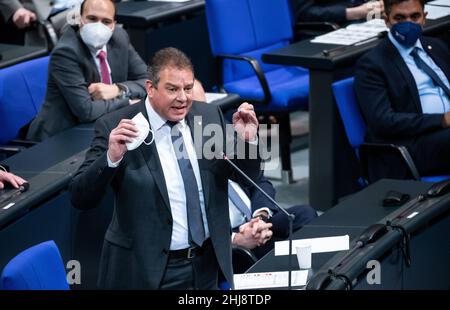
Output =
[
  {"x1": 19, "y1": 182, "x2": 30, "y2": 193},
  {"x1": 221, "y1": 152, "x2": 297, "y2": 290}
]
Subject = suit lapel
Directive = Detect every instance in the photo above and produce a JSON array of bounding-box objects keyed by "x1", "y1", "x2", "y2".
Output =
[
  {"x1": 137, "y1": 104, "x2": 171, "y2": 212},
  {"x1": 386, "y1": 39, "x2": 423, "y2": 112},
  {"x1": 186, "y1": 104, "x2": 211, "y2": 212},
  {"x1": 421, "y1": 38, "x2": 450, "y2": 82},
  {"x1": 75, "y1": 28, "x2": 101, "y2": 83},
  {"x1": 107, "y1": 33, "x2": 121, "y2": 84}
]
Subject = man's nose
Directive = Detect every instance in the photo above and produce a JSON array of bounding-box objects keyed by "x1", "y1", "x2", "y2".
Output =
[{"x1": 177, "y1": 89, "x2": 187, "y2": 101}]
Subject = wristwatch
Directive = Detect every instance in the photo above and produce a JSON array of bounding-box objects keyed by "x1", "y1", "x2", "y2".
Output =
[
  {"x1": 116, "y1": 83, "x2": 130, "y2": 99},
  {"x1": 253, "y1": 214, "x2": 269, "y2": 222}
]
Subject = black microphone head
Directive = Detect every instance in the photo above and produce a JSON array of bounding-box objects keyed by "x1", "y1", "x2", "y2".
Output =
[{"x1": 19, "y1": 183, "x2": 29, "y2": 192}]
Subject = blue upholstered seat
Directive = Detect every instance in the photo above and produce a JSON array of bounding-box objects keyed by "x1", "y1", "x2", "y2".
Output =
[
  {"x1": 333, "y1": 77, "x2": 450, "y2": 184},
  {"x1": 205, "y1": 0, "x2": 309, "y2": 182},
  {"x1": 0, "y1": 56, "x2": 49, "y2": 144},
  {"x1": 1, "y1": 240, "x2": 69, "y2": 290}
]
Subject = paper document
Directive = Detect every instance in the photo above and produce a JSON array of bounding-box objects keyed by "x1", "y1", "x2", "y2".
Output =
[
  {"x1": 427, "y1": 0, "x2": 450, "y2": 7},
  {"x1": 234, "y1": 270, "x2": 309, "y2": 290},
  {"x1": 275, "y1": 235, "x2": 350, "y2": 256},
  {"x1": 425, "y1": 4, "x2": 450, "y2": 19},
  {"x1": 205, "y1": 92, "x2": 228, "y2": 103},
  {"x1": 311, "y1": 19, "x2": 387, "y2": 45}
]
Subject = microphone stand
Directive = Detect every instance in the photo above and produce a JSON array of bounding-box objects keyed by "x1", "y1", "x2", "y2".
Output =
[{"x1": 221, "y1": 153, "x2": 296, "y2": 290}]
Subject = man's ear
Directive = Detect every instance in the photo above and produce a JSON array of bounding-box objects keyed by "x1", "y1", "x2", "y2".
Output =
[
  {"x1": 145, "y1": 80, "x2": 154, "y2": 97},
  {"x1": 423, "y1": 11, "x2": 427, "y2": 26},
  {"x1": 383, "y1": 13, "x2": 390, "y2": 28}
]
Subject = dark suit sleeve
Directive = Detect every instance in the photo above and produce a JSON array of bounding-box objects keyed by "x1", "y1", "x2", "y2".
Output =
[
  {"x1": 50, "y1": 46, "x2": 130, "y2": 123},
  {"x1": 246, "y1": 174, "x2": 278, "y2": 215},
  {"x1": 291, "y1": 0, "x2": 347, "y2": 24},
  {"x1": 355, "y1": 55, "x2": 443, "y2": 139},
  {"x1": 69, "y1": 117, "x2": 117, "y2": 209}
]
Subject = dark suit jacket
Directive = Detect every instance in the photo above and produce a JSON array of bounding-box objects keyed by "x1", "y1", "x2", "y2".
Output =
[
  {"x1": 69, "y1": 101, "x2": 261, "y2": 289},
  {"x1": 27, "y1": 25, "x2": 147, "y2": 141},
  {"x1": 291, "y1": 0, "x2": 366, "y2": 24},
  {"x1": 355, "y1": 36, "x2": 450, "y2": 178}
]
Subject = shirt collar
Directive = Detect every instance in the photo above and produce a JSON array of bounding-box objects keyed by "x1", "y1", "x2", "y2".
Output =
[
  {"x1": 144, "y1": 97, "x2": 187, "y2": 131},
  {"x1": 388, "y1": 31, "x2": 424, "y2": 57}
]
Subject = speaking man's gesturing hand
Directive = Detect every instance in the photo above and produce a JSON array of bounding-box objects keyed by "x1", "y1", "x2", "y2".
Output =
[{"x1": 232, "y1": 102, "x2": 258, "y2": 142}]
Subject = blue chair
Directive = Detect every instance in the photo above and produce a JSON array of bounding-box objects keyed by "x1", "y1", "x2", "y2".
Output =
[
  {"x1": 1, "y1": 240, "x2": 69, "y2": 290},
  {"x1": 0, "y1": 56, "x2": 50, "y2": 145},
  {"x1": 205, "y1": 0, "x2": 309, "y2": 183},
  {"x1": 332, "y1": 77, "x2": 450, "y2": 185}
]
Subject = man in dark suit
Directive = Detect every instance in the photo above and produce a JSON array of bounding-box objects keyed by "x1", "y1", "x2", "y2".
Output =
[
  {"x1": 69, "y1": 47, "x2": 261, "y2": 289},
  {"x1": 355, "y1": 0, "x2": 450, "y2": 180},
  {"x1": 27, "y1": 0, "x2": 147, "y2": 141},
  {"x1": 291, "y1": 0, "x2": 384, "y2": 25}
]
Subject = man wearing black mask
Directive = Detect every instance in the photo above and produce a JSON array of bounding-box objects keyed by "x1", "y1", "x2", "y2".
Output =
[{"x1": 355, "y1": 0, "x2": 450, "y2": 181}]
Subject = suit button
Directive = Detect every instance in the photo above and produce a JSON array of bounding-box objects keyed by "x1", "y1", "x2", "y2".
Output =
[
  {"x1": 162, "y1": 249, "x2": 168, "y2": 254},
  {"x1": 97, "y1": 169, "x2": 102, "y2": 175}
]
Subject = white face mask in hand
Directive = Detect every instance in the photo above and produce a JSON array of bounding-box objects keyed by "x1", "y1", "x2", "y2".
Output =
[
  {"x1": 80, "y1": 22, "x2": 113, "y2": 49},
  {"x1": 126, "y1": 112, "x2": 154, "y2": 151}
]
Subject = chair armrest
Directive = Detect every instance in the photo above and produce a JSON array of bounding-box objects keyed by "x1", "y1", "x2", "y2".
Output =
[
  {"x1": 216, "y1": 54, "x2": 271, "y2": 104},
  {"x1": 9, "y1": 139, "x2": 38, "y2": 147},
  {"x1": 38, "y1": 19, "x2": 58, "y2": 51},
  {"x1": 0, "y1": 146, "x2": 25, "y2": 158},
  {"x1": 359, "y1": 143, "x2": 421, "y2": 183}
]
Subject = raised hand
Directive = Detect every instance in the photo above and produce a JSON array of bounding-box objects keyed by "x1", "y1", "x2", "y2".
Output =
[{"x1": 232, "y1": 102, "x2": 258, "y2": 141}]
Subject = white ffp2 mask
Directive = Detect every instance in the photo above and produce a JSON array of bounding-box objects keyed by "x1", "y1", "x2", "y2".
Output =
[
  {"x1": 126, "y1": 112, "x2": 154, "y2": 151},
  {"x1": 80, "y1": 22, "x2": 113, "y2": 49}
]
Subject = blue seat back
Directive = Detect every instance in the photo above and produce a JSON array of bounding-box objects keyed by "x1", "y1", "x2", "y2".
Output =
[
  {"x1": 0, "y1": 56, "x2": 49, "y2": 144},
  {"x1": 333, "y1": 77, "x2": 450, "y2": 184},
  {"x1": 332, "y1": 77, "x2": 366, "y2": 150},
  {"x1": 205, "y1": 0, "x2": 293, "y2": 83},
  {"x1": 1, "y1": 240, "x2": 69, "y2": 290}
]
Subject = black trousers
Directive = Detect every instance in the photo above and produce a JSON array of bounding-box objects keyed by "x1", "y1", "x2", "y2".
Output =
[
  {"x1": 159, "y1": 239, "x2": 219, "y2": 290},
  {"x1": 368, "y1": 128, "x2": 450, "y2": 181},
  {"x1": 409, "y1": 128, "x2": 450, "y2": 176}
]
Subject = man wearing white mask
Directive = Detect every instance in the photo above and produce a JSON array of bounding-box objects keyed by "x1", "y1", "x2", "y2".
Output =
[{"x1": 27, "y1": 0, "x2": 148, "y2": 141}]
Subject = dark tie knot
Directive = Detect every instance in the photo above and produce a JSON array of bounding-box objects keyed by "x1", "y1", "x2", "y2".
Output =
[
  {"x1": 410, "y1": 47, "x2": 420, "y2": 57},
  {"x1": 166, "y1": 120, "x2": 179, "y2": 128}
]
